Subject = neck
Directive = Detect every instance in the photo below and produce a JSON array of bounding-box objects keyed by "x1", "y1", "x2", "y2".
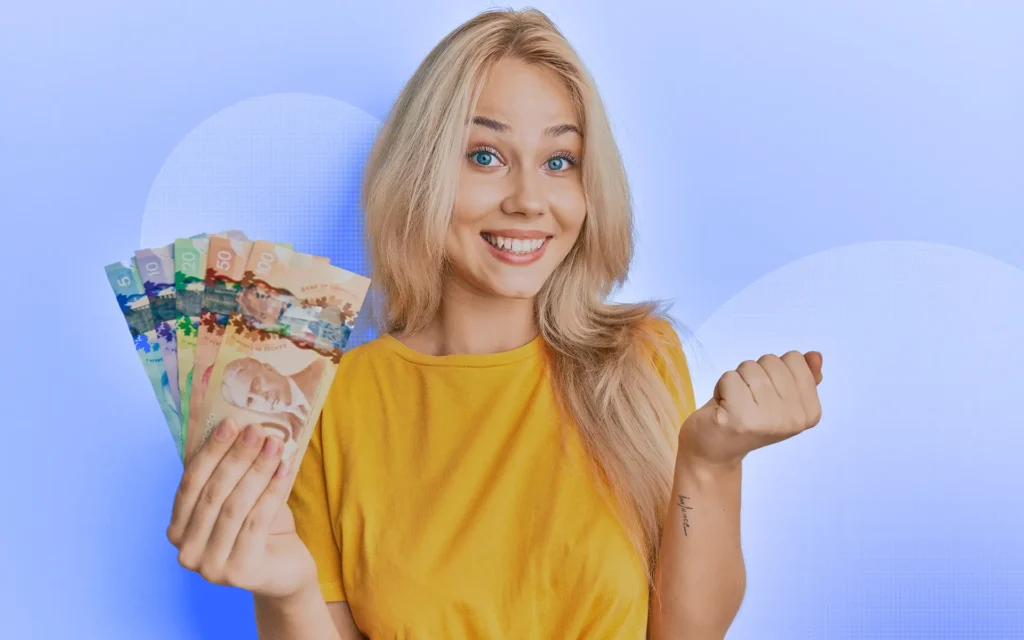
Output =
[{"x1": 397, "y1": 277, "x2": 538, "y2": 356}]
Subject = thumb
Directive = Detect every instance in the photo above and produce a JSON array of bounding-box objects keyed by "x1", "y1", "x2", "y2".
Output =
[{"x1": 693, "y1": 396, "x2": 729, "y2": 428}]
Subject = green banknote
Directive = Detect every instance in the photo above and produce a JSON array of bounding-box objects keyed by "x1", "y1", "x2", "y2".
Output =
[
  {"x1": 174, "y1": 237, "x2": 208, "y2": 434},
  {"x1": 174, "y1": 230, "x2": 247, "y2": 438}
]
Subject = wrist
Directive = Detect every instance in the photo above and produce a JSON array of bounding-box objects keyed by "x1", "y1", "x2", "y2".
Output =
[
  {"x1": 256, "y1": 576, "x2": 322, "y2": 614},
  {"x1": 676, "y1": 445, "x2": 742, "y2": 481},
  {"x1": 677, "y1": 418, "x2": 745, "y2": 475}
]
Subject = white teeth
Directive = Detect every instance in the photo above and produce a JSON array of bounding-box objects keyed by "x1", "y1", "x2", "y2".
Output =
[{"x1": 483, "y1": 234, "x2": 547, "y2": 255}]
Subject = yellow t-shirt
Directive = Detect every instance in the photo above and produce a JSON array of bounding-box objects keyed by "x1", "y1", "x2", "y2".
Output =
[{"x1": 288, "y1": 318, "x2": 695, "y2": 639}]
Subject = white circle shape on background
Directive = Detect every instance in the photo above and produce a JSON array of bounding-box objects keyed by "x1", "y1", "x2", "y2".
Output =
[
  {"x1": 140, "y1": 91, "x2": 379, "y2": 271},
  {"x1": 139, "y1": 92, "x2": 381, "y2": 344},
  {"x1": 685, "y1": 240, "x2": 1024, "y2": 638}
]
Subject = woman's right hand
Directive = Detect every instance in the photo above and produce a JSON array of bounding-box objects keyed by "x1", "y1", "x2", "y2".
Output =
[{"x1": 166, "y1": 418, "x2": 319, "y2": 601}]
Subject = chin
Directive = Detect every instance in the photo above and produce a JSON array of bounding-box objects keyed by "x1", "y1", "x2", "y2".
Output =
[
  {"x1": 477, "y1": 262, "x2": 555, "y2": 300},
  {"x1": 485, "y1": 280, "x2": 545, "y2": 299}
]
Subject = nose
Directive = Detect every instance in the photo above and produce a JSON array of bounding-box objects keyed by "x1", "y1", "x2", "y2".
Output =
[{"x1": 501, "y1": 165, "x2": 546, "y2": 218}]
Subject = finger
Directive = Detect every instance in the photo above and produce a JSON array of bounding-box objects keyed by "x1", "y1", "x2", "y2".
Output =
[
  {"x1": 757, "y1": 353, "x2": 800, "y2": 403},
  {"x1": 736, "y1": 359, "x2": 776, "y2": 407},
  {"x1": 204, "y1": 435, "x2": 285, "y2": 569},
  {"x1": 167, "y1": 418, "x2": 240, "y2": 546},
  {"x1": 782, "y1": 351, "x2": 823, "y2": 428},
  {"x1": 228, "y1": 452, "x2": 295, "y2": 566},
  {"x1": 713, "y1": 369, "x2": 755, "y2": 426},
  {"x1": 804, "y1": 351, "x2": 824, "y2": 384},
  {"x1": 177, "y1": 424, "x2": 267, "y2": 567}
]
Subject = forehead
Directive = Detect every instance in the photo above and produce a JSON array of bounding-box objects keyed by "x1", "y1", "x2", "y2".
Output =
[{"x1": 474, "y1": 58, "x2": 578, "y2": 128}]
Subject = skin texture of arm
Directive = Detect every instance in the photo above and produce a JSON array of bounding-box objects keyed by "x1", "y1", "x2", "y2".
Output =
[
  {"x1": 650, "y1": 351, "x2": 823, "y2": 638},
  {"x1": 327, "y1": 602, "x2": 367, "y2": 639},
  {"x1": 648, "y1": 455, "x2": 746, "y2": 640},
  {"x1": 253, "y1": 584, "x2": 364, "y2": 639}
]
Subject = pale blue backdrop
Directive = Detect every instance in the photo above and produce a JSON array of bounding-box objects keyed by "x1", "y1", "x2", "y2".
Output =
[{"x1": 1, "y1": 1, "x2": 1021, "y2": 638}]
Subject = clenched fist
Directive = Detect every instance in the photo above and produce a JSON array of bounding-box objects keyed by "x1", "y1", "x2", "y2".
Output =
[{"x1": 680, "y1": 351, "x2": 824, "y2": 465}]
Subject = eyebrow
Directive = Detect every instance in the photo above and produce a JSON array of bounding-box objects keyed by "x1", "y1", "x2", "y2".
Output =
[{"x1": 471, "y1": 116, "x2": 581, "y2": 138}]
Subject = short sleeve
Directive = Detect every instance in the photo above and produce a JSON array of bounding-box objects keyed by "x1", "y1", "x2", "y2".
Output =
[
  {"x1": 288, "y1": 413, "x2": 346, "y2": 602},
  {"x1": 647, "y1": 317, "x2": 697, "y2": 433}
]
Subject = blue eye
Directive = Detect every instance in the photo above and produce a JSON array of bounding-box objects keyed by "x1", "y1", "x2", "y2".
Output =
[
  {"x1": 467, "y1": 148, "x2": 576, "y2": 171},
  {"x1": 547, "y1": 152, "x2": 577, "y2": 172},
  {"x1": 471, "y1": 151, "x2": 496, "y2": 166}
]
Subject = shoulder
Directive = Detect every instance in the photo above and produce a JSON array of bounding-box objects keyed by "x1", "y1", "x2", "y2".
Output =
[
  {"x1": 325, "y1": 333, "x2": 401, "y2": 395},
  {"x1": 335, "y1": 334, "x2": 392, "y2": 373},
  {"x1": 635, "y1": 314, "x2": 697, "y2": 426},
  {"x1": 636, "y1": 315, "x2": 686, "y2": 373},
  {"x1": 318, "y1": 335, "x2": 393, "y2": 437},
  {"x1": 640, "y1": 315, "x2": 684, "y2": 353}
]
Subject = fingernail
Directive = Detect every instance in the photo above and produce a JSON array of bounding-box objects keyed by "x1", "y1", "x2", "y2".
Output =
[
  {"x1": 215, "y1": 419, "x2": 234, "y2": 440},
  {"x1": 261, "y1": 437, "x2": 280, "y2": 457},
  {"x1": 243, "y1": 425, "x2": 260, "y2": 445}
]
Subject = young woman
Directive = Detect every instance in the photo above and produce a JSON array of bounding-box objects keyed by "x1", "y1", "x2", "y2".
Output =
[{"x1": 166, "y1": 8, "x2": 823, "y2": 639}]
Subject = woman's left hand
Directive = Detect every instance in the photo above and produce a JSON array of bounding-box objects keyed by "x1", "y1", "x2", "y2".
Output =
[{"x1": 679, "y1": 351, "x2": 824, "y2": 466}]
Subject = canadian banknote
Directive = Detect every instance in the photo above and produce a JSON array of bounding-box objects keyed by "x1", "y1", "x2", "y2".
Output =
[
  {"x1": 194, "y1": 241, "x2": 370, "y2": 469},
  {"x1": 184, "y1": 237, "x2": 300, "y2": 460},
  {"x1": 174, "y1": 230, "x2": 247, "y2": 436},
  {"x1": 135, "y1": 245, "x2": 181, "y2": 411},
  {"x1": 185, "y1": 236, "x2": 254, "y2": 460},
  {"x1": 105, "y1": 260, "x2": 184, "y2": 459}
]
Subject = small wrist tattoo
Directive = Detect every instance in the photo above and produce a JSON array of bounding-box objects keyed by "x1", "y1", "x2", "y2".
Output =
[{"x1": 677, "y1": 494, "x2": 693, "y2": 536}]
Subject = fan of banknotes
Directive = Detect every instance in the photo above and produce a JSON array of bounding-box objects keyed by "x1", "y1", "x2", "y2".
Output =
[{"x1": 104, "y1": 230, "x2": 371, "y2": 467}]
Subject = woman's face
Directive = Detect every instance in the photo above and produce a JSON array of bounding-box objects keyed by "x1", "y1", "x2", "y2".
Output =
[{"x1": 445, "y1": 57, "x2": 587, "y2": 300}]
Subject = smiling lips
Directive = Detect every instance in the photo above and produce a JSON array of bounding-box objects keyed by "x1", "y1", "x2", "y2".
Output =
[{"x1": 481, "y1": 231, "x2": 552, "y2": 265}]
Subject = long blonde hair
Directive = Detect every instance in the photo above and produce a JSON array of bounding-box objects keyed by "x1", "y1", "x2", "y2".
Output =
[{"x1": 361, "y1": 7, "x2": 692, "y2": 588}]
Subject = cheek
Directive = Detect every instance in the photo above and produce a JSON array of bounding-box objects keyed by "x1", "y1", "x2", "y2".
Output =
[
  {"x1": 443, "y1": 224, "x2": 472, "y2": 266},
  {"x1": 442, "y1": 224, "x2": 479, "y2": 282},
  {"x1": 453, "y1": 171, "x2": 499, "y2": 227},
  {"x1": 448, "y1": 185, "x2": 494, "y2": 259},
  {"x1": 552, "y1": 188, "x2": 587, "y2": 238}
]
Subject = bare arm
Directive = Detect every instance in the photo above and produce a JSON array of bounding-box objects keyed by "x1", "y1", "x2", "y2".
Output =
[
  {"x1": 649, "y1": 453, "x2": 746, "y2": 640},
  {"x1": 650, "y1": 350, "x2": 823, "y2": 638},
  {"x1": 325, "y1": 602, "x2": 367, "y2": 640},
  {"x1": 254, "y1": 586, "x2": 364, "y2": 640}
]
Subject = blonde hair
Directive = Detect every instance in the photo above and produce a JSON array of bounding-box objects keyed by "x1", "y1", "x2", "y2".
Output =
[{"x1": 361, "y1": 6, "x2": 693, "y2": 590}]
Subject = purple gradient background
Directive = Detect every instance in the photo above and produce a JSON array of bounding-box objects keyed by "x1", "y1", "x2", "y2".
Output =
[{"x1": 1, "y1": 1, "x2": 1021, "y2": 638}]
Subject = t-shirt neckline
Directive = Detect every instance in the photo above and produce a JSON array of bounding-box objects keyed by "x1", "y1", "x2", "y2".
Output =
[{"x1": 380, "y1": 332, "x2": 543, "y2": 367}]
